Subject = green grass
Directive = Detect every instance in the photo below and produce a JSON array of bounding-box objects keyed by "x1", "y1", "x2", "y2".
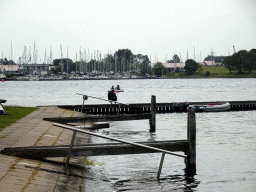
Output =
[
  {"x1": 200, "y1": 66, "x2": 230, "y2": 74},
  {"x1": 0, "y1": 106, "x2": 38, "y2": 131},
  {"x1": 166, "y1": 66, "x2": 256, "y2": 78}
]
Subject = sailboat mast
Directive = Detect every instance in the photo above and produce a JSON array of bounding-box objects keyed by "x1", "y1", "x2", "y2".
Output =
[{"x1": 67, "y1": 47, "x2": 69, "y2": 74}]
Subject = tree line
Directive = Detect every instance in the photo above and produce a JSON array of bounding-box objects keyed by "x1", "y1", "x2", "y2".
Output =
[
  {"x1": 223, "y1": 49, "x2": 256, "y2": 74},
  {"x1": 153, "y1": 49, "x2": 256, "y2": 76}
]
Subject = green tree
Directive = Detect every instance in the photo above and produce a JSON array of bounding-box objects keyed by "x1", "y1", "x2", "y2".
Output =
[
  {"x1": 241, "y1": 51, "x2": 256, "y2": 73},
  {"x1": 175, "y1": 67, "x2": 181, "y2": 73},
  {"x1": 223, "y1": 50, "x2": 256, "y2": 73},
  {"x1": 153, "y1": 62, "x2": 167, "y2": 76},
  {"x1": 103, "y1": 54, "x2": 115, "y2": 72},
  {"x1": 167, "y1": 54, "x2": 180, "y2": 63},
  {"x1": 115, "y1": 49, "x2": 134, "y2": 73},
  {"x1": 223, "y1": 56, "x2": 235, "y2": 73},
  {"x1": 50, "y1": 66, "x2": 61, "y2": 74},
  {"x1": 53, "y1": 58, "x2": 74, "y2": 73},
  {"x1": 250, "y1": 49, "x2": 256, "y2": 55},
  {"x1": 184, "y1": 59, "x2": 198, "y2": 75}
]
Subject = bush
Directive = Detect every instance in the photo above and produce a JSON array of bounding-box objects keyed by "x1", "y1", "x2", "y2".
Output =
[
  {"x1": 184, "y1": 59, "x2": 198, "y2": 75},
  {"x1": 206, "y1": 71, "x2": 210, "y2": 76}
]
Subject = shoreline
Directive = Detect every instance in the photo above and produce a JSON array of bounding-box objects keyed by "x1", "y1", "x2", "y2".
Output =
[{"x1": 4, "y1": 75, "x2": 256, "y2": 81}]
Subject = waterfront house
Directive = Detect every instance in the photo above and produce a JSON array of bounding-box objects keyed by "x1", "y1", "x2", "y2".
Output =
[
  {"x1": 0, "y1": 64, "x2": 19, "y2": 74},
  {"x1": 21, "y1": 64, "x2": 50, "y2": 75}
]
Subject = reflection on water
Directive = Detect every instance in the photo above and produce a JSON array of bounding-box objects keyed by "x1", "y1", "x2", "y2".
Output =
[
  {"x1": 83, "y1": 115, "x2": 200, "y2": 191},
  {"x1": 84, "y1": 110, "x2": 256, "y2": 192}
]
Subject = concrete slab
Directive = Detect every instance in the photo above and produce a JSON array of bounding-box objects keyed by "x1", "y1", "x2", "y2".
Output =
[{"x1": 0, "y1": 107, "x2": 89, "y2": 191}]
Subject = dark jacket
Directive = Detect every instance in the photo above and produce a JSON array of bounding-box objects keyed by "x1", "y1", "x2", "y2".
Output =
[{"x1": 108, "y1": 91, "x2": 117, "y2": 101}]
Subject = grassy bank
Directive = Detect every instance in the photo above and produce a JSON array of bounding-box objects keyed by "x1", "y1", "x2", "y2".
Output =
[
  {"x1": 0, "y1": 106, "x2": 38, "y2": 131},
  {"x1": 166, "y1": 66, "x2": 256, "y2": 78}
]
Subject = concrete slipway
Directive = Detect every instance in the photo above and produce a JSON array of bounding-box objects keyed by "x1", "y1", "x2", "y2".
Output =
[{"x1": 0, "y1": 107, "x2": 91, "y2": 192}]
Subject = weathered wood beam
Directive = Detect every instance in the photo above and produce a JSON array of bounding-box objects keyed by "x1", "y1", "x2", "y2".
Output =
[
  {"x1": 186, "y1": 110, "x2": 196, "y2": 171},
  {"x1": 43, "y1": 114, "x2": 152, "y2": 123},
  {"x1": 73, "y1": 123, "x2": 110, "y2": 129},
  {"x1": 1, "y1": 140, "x2": 189, "y2": 158}
]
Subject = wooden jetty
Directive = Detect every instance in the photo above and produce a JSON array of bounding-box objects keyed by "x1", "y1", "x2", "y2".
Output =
[
  {"x1": 56, "y1": 100, "x2": 256, "y2": 115},
  {"x1": 1, "y1": 105, "x2": 197, "y2": 178}
]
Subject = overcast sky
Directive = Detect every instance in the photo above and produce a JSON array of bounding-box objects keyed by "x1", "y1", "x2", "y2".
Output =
[{"x1": 0, "y1": 0, "x2": 255, "y2": 63}]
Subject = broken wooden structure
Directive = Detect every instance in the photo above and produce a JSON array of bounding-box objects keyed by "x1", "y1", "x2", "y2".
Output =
[
  {"x1": 1, "y1": 95, "x2": 198, "y2": 179},
  {"x1": 44, "y1": 95, "x2": 157, "y2": 132},
  {"x1": 1, "y1": 110, "x2": 196, "y2": 179}
]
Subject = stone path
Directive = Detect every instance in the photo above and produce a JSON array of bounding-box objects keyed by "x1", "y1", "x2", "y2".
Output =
[{"x1": 0, "y1": 107, "x2": 90, "y2": 192}]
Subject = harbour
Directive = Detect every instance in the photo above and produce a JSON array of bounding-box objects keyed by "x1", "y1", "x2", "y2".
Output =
[{"x1": 0, "y1": 78, "x2": 255, "y2": 191}]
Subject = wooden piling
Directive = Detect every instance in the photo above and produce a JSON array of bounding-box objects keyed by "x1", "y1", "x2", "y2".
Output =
[
  {"x1": 157, "y1": 152, "x2": 165, "y2": 180},
  {"x1": 150, "y1": 95, "x2": 156, "y2": 132},
  {"x1": 64, "y1": 130, "x2": 77, "y2": 172},
  {"x1": 186, "y1": 110, "x2": 196, "y2": 171}
]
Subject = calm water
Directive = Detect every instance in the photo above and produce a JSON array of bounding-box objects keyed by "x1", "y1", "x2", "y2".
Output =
[{"x1": 1, "y1": 78, "x2": 256, "y2": 191}]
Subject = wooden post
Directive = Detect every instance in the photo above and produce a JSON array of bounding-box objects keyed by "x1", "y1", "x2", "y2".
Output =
[
  {"x1": 81, "y1": 97, "x2": 85, "y2": 112},
  {"x1": 118, "y1": 104, "x2": 121, "y2": 115},
  {"x1": 186, "y1": 110, "x2": 196, "y2": 171},
  {"x1": 150, "y1": 95, "x2": 156, "y2": 132},
  {"x1": 157, "y1": 152, "x2": 165, "y2": 180},
  {"x1": 64, "y1": 130, "x2": 77, "y2": 172}
]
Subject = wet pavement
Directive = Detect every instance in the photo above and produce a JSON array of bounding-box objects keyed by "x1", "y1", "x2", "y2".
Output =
[{"x1": 0, "y1": 107, "x2": 90, "y2": 192}]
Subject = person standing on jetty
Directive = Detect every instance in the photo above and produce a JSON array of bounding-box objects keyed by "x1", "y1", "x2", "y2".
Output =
[{"x1": 108, "y1": 90, "x2": 117, "y2": 104}]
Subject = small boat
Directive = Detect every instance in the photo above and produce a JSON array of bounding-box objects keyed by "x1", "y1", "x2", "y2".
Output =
[
  {"x1": 0, "y1": 74, "x2": 6, "y2": 81},
  {"x1": 187, "y1": 102, "x2": 231, "y2": 112},
  {"x1": 110, "y1": 85, "x2": 124, "y2": 92},
  {"x1": 114, "y1": 89, "x2": 124, "y2": 92}
]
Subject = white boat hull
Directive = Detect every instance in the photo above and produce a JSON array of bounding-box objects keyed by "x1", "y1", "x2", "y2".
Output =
[{"x1": 188, "y1": 102, "x2": 231, "y2": 112}]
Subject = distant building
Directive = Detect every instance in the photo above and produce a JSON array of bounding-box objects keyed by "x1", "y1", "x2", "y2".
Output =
[
  {"x1": 203, "y1": 61, "x2": 216, "y2": 66},
  {"x1": 0, "y1": 64, "x2": 19, "y2": 74},
  {"x1": 151, "y1": 62, "x2": 185, "y2": 72},
  {"x1": 21, "y1": 64, "x2": 50, "y2": 75},
  {"x1": 203, "y1": 56, "x2": 226, "y2": 66},
  {"x1": 214, "y1": 56, "x2": 226, "y2": 66}
]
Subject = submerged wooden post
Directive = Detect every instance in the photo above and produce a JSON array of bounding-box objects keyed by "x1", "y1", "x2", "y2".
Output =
[
  {"x1": 157, "y1": 152, "x2": 165, "y2": 180},
  {"x1": 150, "y1": 95, "x2": 156, "y2": 132},
  {"x1": 186, "y1": 110, "x2": 196, "y2": 171},
  {"x1": 64, "y1": 130, "x2": 77, "y2": 172}
]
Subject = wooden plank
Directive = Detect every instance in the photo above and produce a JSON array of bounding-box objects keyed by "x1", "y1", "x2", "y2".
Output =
[
  {"x1": 1, "y1": 140, "x2": 189, "y2": 158},
  {"x1": 43, "y1": 114, "x2": 152, "y2": 123}
]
